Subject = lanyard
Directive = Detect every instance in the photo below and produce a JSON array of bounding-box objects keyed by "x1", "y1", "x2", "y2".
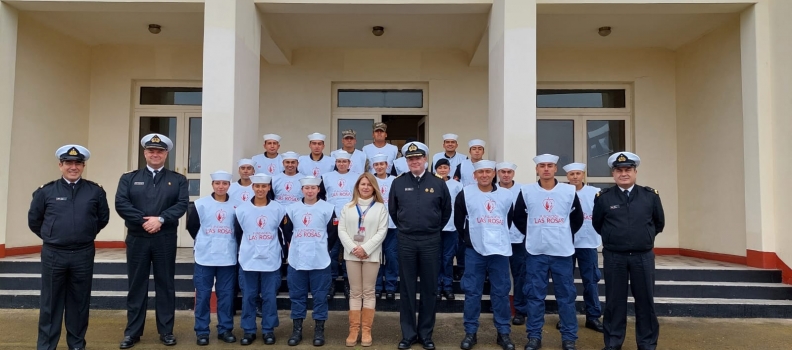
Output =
[{"x1": 355, "y1": 203, "x2": 374, "y2": 229}]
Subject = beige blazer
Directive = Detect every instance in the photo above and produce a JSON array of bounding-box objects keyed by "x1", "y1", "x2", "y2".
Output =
[{"x1": 338, "y1": 199, "x2": 389, "y2": 263}]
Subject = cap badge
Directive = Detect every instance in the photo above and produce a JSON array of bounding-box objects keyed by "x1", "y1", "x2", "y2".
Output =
[
  {"x1": 151, "y1": 135, "x2": 161, "y2": 143},
  {"x1": 68, "y1": 148, "x2": 78, "y2": 156},
  {"x1": 408, "y1": 144, "x2": 418, "y2": 152},
  {"x1": 617, "y1": 154, "x2": 627, "y2": 162}
]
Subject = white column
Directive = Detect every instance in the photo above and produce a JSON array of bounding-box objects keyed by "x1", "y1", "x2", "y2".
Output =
[
  {"x1": 488, "y1": 0, "x2": 536, "y2": 182},
  {"x1": 740, "y1": 1, "x2": 776, "y2": 266},
  {"x1": 0, "y1": 2, "x2": 18, "y2": 253},
  {"x1": 201, "y1": 0, "x2": 261, "y2": 195}
]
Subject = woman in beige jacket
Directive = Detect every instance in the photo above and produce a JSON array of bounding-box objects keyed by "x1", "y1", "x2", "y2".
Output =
[{"x1": 338, "y1": 172, "x2": 389, "y2": 347}]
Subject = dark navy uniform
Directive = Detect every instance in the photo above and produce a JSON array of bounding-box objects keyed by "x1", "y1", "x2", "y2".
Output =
[
  {"x1": 28, "y1": 145, "x2": 109, "y2": 350},
  {"x1": 115, "y1": 134, "x2": 189, "y2": 346},
  {"x1": 593, "y1": 152, "x2": 665, "y2": 350},
  {"x1": 388, "y1": 142, "x2": 452, "y2": 349}
]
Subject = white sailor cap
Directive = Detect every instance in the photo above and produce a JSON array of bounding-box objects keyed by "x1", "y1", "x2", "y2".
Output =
[
  {"x1": 250, "y1": 173, "x2": 272, "y2": 184},
  {"x1": 210, "y1": 170, "x2": 232, "y2": 182},
  {"x1": 263, "y1": 134, "x2": 281, "y2": 142},
  {"x1": 56, "y1": 144, "x2": 90, "y2": 161},
  {"x1": 442, "y1": 133, "x2": 459, "y2": 141},
  {"x1": 562, "y1": 163, "x2": 587, "y2": 172},
  {"x1": 140, "y1": 133, "x2": 173, "y2": 151},
  {"x1": 308, "y1": 133, "x2": 326, "y2": 141},
  {"x1": 370, "y1": 154, "x2": 388, "y2": 164},
  {"x1": 402, "y1": 142, "x2": 428, "y2": 158},
  {"x1": 473, "y1": 160, "x2": 496, "y2": 170},
  {"x1": 533, "y1": 154, "x2": 559, "y2": 165},
  {"x1": 608, "y1": 152, "x2": 641, "y2": 168},
  {"x1": 300, "y1": 176, "x2": 322, "y2": 187},
  {"x1": 468, "y1": 139, "x2": 485, "y2": 148},
  {"x1": 281, "y1": 151, "x2": 299, "y2": 160},
  {"x1": 496, "y1": 161, "x2": 517, "y2": 171},
  {"x1": 334, "y1": 150, "x2": 352, "y2": 160},
  {"x1": 238, "y1": 158, "x2": 256, "y2": 168}
]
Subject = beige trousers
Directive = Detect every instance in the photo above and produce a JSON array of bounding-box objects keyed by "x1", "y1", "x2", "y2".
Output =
[{"x1": 346, "y1": 260, "x2": 380, "y2": 310}]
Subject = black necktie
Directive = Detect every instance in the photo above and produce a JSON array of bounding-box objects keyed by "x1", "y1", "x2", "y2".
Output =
[
  {"x1": 153, "y1": 170, "x2": 160, "y2": 179},
  {"x1": 623, "y1": 189, "x2": 630, "y2": 199},
  {"x1": 69, "y1": 183, "x2": 75, "y2": 190}
]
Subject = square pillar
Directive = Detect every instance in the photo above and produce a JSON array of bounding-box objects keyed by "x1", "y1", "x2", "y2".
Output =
[
  {"x1": 201, "y1": 0, "x2": 261, "y2": 195},
  {"x1": 488, "y1": 0, "x2": 536, "y2": 181},
  {"x1": 0, "y1": 2, "x2": 18, "y2": 256}
]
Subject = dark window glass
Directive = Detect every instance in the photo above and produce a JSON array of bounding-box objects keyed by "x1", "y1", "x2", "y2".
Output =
[
  {"x1": 140, "y1": 87, "x2": 202, "y2": 106},
  {"x1": 589, "y1": 183, "x2": 614, "y2": 189},
  {"x1": 188, "y1": 179, "x2": 201, "y2": 197},
  {"x1": 537, "y1": 89, "x2": 626, "y2": 108},
  {"x1": 537, "y1": 120, "x2": 574, "y2": 176},
  {"x1": 587, "y1": 120, "x2": 626, "y2": 177},
  {"x1": 188, "y1": 118, "x2": 202, "y2": 173},
  {"x1": 338, "y1": 90, "x2": 423, "y2": 108},
  {"x1": 137, "y1": 117, "x2": 177, "y2": 170}
]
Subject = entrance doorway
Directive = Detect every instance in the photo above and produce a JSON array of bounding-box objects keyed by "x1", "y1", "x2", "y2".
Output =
[{"x1": 331, "y1": 115, "x2": 426, "y2": 155}]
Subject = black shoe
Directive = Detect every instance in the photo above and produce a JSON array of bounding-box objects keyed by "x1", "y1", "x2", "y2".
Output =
[
  {"x1": 496, "y1": 333, "x2": 515, "y2": 350},
  {"x1": 256, "y1": 306, "x2": 263, "y2": 318},
  {"x1": 460, "y1": 333, "x2": 477, "y2": 349},
  {"x1": 71, "y1": 348, "x2": 85, "y2": 350},
  {"x1": 119, "y1": 336, "x2": 140, "y2": 349},
  {"x1": 343, "y1": 280, "x2": 351, "y2": 299},
  {"x1": 196, "y1": 334, "x2": 209, "y2": 346},
  {"x1": 218, "y1": 331, "x2": 236, "y2": 343},
  {"x1": 442, "y1": 290, "x2": 456, "y2": 300},
  {"x1": 561, "y1": 340, "x2": 576, "y2": 350},
  {"x1": 524, "y1": 337, "x2": 542, "y2": 350},
  {"x1": 602, "y1": 347, "x2": 622, "y2": 350},
  {"x1": 159, "y1": 333, "x2": 177, "y2": 346},
  {"x1": 511, "y1": 314, "x2": 526, "y2": 325},
  {"x1": 386, "y1": 292, "x2": 396, "y2": 301},
  {"x1": 263, "y1": 332, "x2": 276, "y2": 345},
  {"x1": 327, "y1": 283, "x2": 336, "y2": 300},
  {"x1": 556, "y1": 321, "x2": 561, "y2": 330},
  {"x1": 241, "y1": 333, "x2": 256, "y2": 346},
  {"x1": 313, "y1": 320, "x2": 326, "y2": 346},
  {"x1": 585, "y1": 319, "x2": 604, "y2": 333},
  {"x1": 288, "y1": 318, "x2": 303, "y2": 346},
  {"x1": 453, "y1": 272, "x2": 463, "y2": 281},
  {"x1": 436, "y1": 292, "x2": 443, "y2": 301},
  {"x1": 398, "y1": 337, "x2": 417, "y2": 349},
  {"x1": 375, "y1": 291, "x2": 382, "y2": 299},
  {"x1": 421, "y1": 338, "x2": 435, "y2": 350}
]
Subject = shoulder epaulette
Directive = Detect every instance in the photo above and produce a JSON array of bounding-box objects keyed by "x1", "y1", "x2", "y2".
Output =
[
  {"x1": 435, "y1": 173, "x2": 443, "y2": 179},
  {"x1": 595, "y1": 187, "x2": 611, "y2": 198},
  {"x1": 644, "y1": 186, "x2": 659, "y2": 195},
  {"x1": 123, "y1": 169, "x2": 137, "y2": 175},
  {"x1": 395, "y1": 173, "x2": 403, "y2": 178},
  {"x1": 84, "y1": 179, "x2": 103, "y2": 188},
  {"x1": 38, "y1": 180, "x2": 57, "y2": 189}
]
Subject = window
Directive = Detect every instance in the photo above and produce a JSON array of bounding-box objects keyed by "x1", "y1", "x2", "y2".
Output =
[
  {"x1": 337, "y1": 89, "x2": 423, "y2": 108},
  {"x1": 537, "y1": 86, "x2": 631, "y2": 185},
  {"x1": 140, "y1": 87, "x2": 202, "y2": 106}
]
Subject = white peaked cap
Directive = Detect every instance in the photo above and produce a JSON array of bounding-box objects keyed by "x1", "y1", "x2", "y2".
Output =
[
  {"x1": 468, "y1": 139, "x2": 486, "y2": 148},
  {"x1": 308, "y1": 133, "x2": 326, "y2": 141},
  {"x1": 250, "y1": 173, "x2": 272, "y2": 184},
  {"x1": 140, "y1": 133, "x2": 174, "y2": 151},
  {"x1": 300, "y1": 176, "x2": 322, "y2": 186},
  {"x1": 562, "y1": 163, "x2": 587, "y2": 172},
  {"x1": 281, "y1": 151, "x2": 299, "y2": 160},
  {"x1": 238, "y1": 158, "x2": 256, "y2": 167},
  {"x1": 473, "y1": 160, "x2": 496, "y2": 170},
  {"x1": 56, "y1": 144, "x2": 90, "y2": 161},
  {"x1": 533, "y1": 154, "x2": 559, "y2": 164},
  {"x1": 334, "y1": 150, "x2": 352, "y2": 160},
  {"x1": 210, "y1": 170, "x2": 232, "y2": 182},
  {"x1": 370, "y1": 154, "x2": 388, "y2": 164},
  {"x1": 442, "y1": 133, "x2": 459, "y2": 141},
  {"x1": 607, "y1": 152, "x2": 641, "y2": 168},
  {"x1": 263, "y1": 134, "x2": 281, "y2": 142},
  {"x1": 496, "y1": 161, "x2": 517, "y2": 171}
]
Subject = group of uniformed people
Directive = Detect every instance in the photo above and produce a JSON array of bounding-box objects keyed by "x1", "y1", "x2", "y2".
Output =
[{"x1": 29, "y1": 121, "x2": 664, "y2": 350}]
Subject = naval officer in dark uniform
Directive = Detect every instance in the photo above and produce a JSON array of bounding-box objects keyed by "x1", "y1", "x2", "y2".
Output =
[
  {"x1": 388, "y1": 142, "x2": 452, "y2": 350},
  {"x1": 28, "y1": 144, "x2": 110, "y2": 350},
  {"x1": 593, "y1": 152, "x2": 665, "y2": 350},
  {"x1": 115, "y1": 133, "x2": 189, "y2": 349}
]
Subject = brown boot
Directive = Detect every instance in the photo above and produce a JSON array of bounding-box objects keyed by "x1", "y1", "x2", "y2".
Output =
[
  {"x1": 361, "y1": 308, "x2": 375, "y2": 347},
  {"x1": 346, "y1": 309, "x2": 361, "y2": 347}
]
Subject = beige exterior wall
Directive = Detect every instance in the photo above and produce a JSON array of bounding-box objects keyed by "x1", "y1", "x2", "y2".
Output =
[
  {"x1": 537, "y1": 48, "x2": 680, "y2": 249},
  {"x1": 6, "y1": 14, "x2": 91, "y2": 248},
  {"x1": 675, "y1": 18, "x2": 745, "y2": 256}
]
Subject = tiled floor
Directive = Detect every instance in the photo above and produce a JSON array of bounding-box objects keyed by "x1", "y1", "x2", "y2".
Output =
[{"x1": 0, "y1": 248, "x2": 760, "y2": 269}]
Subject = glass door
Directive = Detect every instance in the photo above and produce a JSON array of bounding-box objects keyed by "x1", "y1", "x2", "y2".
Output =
[{"x1": 331, "y1": 114, "x2": 381, "y2": 151}]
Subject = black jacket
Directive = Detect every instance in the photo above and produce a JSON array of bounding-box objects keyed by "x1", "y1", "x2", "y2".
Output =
[
  {"x1": 592, "y1": 185, "x2": 665, "y2": 253},
  {"x1": 454, "y1": 187, "x2": 514, "y2": 248},
  {"x1": 513, "y1": 180, "x2": 584, "y2": 237},
  {"x1": 388, "y1": 172, "x2": 452, "y2": 235},
  {"x1": 28, "y1": 178, "x2": 110, "y2": 250},
  {"x1": 114, "y1": 168, "x2": 189, "y2": 237}
]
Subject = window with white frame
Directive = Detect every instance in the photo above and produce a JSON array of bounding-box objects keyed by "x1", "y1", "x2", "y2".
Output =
[{"x1": 536, "y1": 85, "x2": 632, "y2": 188}]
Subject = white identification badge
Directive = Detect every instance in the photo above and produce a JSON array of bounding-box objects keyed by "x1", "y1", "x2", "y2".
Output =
[{"x1": 354, "y1": 227, "x2": 366, "y2": 242}]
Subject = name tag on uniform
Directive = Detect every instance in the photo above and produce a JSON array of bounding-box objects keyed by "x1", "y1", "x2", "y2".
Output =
[
  {"x1": 405, "y1": 187, "x2": 414, "y2": 191},
  {"x1": 134, "y1": 182, "x2": 145, "y2": 186},
  {"x1": 610, "y1": 205, "x2": 620, "y2": 210},
  {"x1": 55, "y1": 197, "x2": 67, "y2": 201}
]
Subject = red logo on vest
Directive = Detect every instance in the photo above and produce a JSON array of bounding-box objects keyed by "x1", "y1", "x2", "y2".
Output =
[
  {"x1": 312, "y1": 167, "x2": 320, "y2": 177},
  {"x1": 484, "y1": 199, "x2": 496, "y2": 213},
  {"x1": 380, "y1": 186, "x2": 387, "y2": 195},
  {"x1": 302, "y1": 213, "x2": 312, "y2": 226},
  {"x1": 285, "y1": 181, "x2": 293, "y2": 192},
  {"x1": 543, "y1": 197, "x2": 554, "y2": 212},
  {"x1": 268, "y1": 163, "x2": 275, "y2": 174},
  {"x1": 241, "y1": 191, "x2": 249, "y2": 202},
  {"x1": 338, "y1": 179, "x2": 346, "y2": 188},
  {"x1": 216, "y1": 209, "x2": 226, "y2": 223},
  {"x1": 257, "y1": 215, "x2": 268, "y2": 229}
]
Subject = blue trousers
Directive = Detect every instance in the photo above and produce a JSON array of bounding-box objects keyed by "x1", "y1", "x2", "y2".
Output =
[
  {"x1": 524, "y1": 253, "x2": 578, "y2": 341},
  {"x1": 437, "y1": 230, "x2": 458, "y2": 292},
  {"x1": 237, "y1": 263, "x2": 261, "y2": 308},
  {"x1": 376, "y1": 229, "x2": 400, "y2": 293},
  {"x1": 509, "y1": 243, "x2": 528, "y2": 316},
  {"x1": 455, "y1": 238, "x2": 466, "y2": 273},
  {"x1": 287, "y1": 265, "x2": 331, "y2": 320},
  {"x1": 329, "y1": 240, "x2": 347, "y2": 279},
  {"x1": 194, "y1": 264, "x2": 236, "y2": 335},
  {"x1": 462, "y1": 248, "x2": 512, "y2": 334},
  {"x1": 573, "y1": 248, "x2": 602, "y2": 320},
  {"x1": 241, "y1": 270, "x2": 281, "y2": 334}
]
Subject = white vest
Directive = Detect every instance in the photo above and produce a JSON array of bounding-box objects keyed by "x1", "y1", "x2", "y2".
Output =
[
  {"x1": 501, "y1": 182, "x2": 525, "y2": 244},
  {"x1": 251, "y1": 153, "x2": 283, "y2": 176},
  {"x1": 443, "y1": 179, "x2": 464, "y2": 231},
  {"x1": 235, "y1": 200, "x2": 286, "y2": 272},
  {"x1": 463, "y1": 185, "x2": 514, "y2": 257},
  {"x1": 458, "y1": 159, "x2": 477, "y2": 187},
  {"x1": 285, "y1": 200, "x2": 335, "y2": 270},
  {"x1": 298, "y1": 154, "x2": 336, "y2": 177},
  {"x1": 432, "y1": 152, "x2": 466, "y2": 175},
  {"x1": 272, "y1": 172, "x2": 306, "y2": 206},
  {"x1": 229, "y1": 182, "x2": 254, "y2": 206},
  {"x1": 574, "y1": 185, "x2": 602, "y2": 249},
  {"x1": 321, "y1": 171, "x2": 360, "y2": 216},
  {"x1": 193, "y1": 196, "x2": 238, "y2": 266},
  {"x1": 334, "y1": 149, "x2": 368, "y2": 175},
  {"x1": 362, "y1": 143, "x2": 398, "y2": 174},
  {"x1": 375, "y1": 175, "x2": 397, "y2": 229},
  {"x1": 521, "y1": 182, "x2": 577, "y2": 257}
]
